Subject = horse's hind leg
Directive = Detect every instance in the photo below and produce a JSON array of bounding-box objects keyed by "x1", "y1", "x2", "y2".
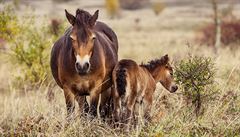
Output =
[
  {"x1": 63, "y1": 87, "x2": 75, "y2": 120},
  {"x1": 125, "y1": 95, "x2": 136, "y2": 131},
  {"x1": 113, "y1": 86, "x2": 121, "y2": 124}
]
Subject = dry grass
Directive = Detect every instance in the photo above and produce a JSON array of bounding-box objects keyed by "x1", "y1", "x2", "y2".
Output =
[{"x1": 0, "y1": 0, "x2": 240, "y2": 136}]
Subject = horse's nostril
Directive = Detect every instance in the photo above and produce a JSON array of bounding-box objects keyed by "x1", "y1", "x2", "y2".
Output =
[
  {"x1": 173, "y1": 85, "x2": 178, "y2": 91},
  {"x1": 75, "y1": 62, "x2": 81, "y2": 69},
  {"x1": 86, "y1": 62, "x2": 90, "y2": 68},
  {"x1": 83, "y1": 62, "x2": 90, "y2": 70},
  {"x1": 175, "y1": 86, "x2": 178, "y2": 90}
]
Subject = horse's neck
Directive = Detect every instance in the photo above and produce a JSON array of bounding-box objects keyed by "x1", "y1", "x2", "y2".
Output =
[
  {"x1": 61, "y1": 37, "x2": 75, "y2": 71},
  {"x1": 140, "y1": 66, "x2": 157, "y2": 83},
  {"x1": 90, "y1": 40, "x2": 103, "y2": 69},
  {"x1": 143, "y1": 67, "x2": 161, "y2": 83}
]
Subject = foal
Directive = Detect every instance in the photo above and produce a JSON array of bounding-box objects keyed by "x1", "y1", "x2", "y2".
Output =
[{"x1": 112, "y1": 54, "x2": 178, "y2": 126}]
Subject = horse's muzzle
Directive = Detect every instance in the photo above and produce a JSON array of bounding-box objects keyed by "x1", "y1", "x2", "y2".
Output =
[
  {"x1": 170, "y1": 85, "x2": 178, "y2": 93},
  {"x1": 75, "y1": 62, "x2": 90, "y2": 75}
]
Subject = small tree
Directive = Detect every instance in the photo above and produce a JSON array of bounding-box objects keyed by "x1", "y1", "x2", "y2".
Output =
[{"x1": 175, "y1": 56, "x2": 216, "y2": 117}]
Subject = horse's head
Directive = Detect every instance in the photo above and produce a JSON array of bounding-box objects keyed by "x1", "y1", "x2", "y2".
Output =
[
  {"x1": 157, "y1": 55, "x2": 178, "y2": 93},
  {"x1": 65, "y1": 9, "x2": 99, "y2": 75},
  {"x1": 144, "y1": 54, "x2": 178, "y2": 93}
]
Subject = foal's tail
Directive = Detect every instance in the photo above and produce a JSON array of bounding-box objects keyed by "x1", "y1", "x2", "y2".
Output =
[{"x1": 116, "y1": 66, "x2": 127, "y2": 96}]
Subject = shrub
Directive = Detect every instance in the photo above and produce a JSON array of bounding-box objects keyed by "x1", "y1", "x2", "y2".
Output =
[
  {"x1": 151, "y1": 2, "x2": 165, "y2": 16},
  {"x1": 0, "y1": 5, "x2": 20, "y2": 43},
  {"x1": 105, "y1": 0, "x2": 120, "y2": 19},
  {"x1": 198, "y1": 20, "x2": 240, "y2": 46},
  {"x1": 175, "y1": 56, "x2": 216, "y2": 117},
  {"x1": 11, "y1": 24, "x2": 51, "y2": 86},
  {"x1": 1, "y1": 4, "x2": 57, "y2": 88}
]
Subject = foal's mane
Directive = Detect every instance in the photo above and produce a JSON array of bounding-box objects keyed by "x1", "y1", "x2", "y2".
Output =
[{"x1": 140, "y1": 55, "x2": 168, "y2": 72}]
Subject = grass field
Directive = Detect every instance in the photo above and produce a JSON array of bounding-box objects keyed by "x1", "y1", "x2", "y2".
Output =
[{"x1": 0, "y1": 0, "x2": 240, "y2": 136}]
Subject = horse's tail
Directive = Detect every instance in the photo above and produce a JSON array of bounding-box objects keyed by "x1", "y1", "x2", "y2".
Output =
[{"x1": 116, "y1": 66, "x2": 127, "y2": 96}]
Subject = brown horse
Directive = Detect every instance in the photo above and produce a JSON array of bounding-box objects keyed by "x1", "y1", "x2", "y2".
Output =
[
  {"x1": 50, "y1": 9, "x2": 118, "y2": 118},
  {"x1": 112, "y1": 54, "x2": 177, "y2": 127}
]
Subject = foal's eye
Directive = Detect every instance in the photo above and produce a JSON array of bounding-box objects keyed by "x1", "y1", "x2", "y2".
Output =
[
  {"x1": 170, "y1": 72, "x2": 173, "y2": 76},
  {"x1": 92, "y1": 37, "x2": 96, "y2": 41},
  {"x1": 70, "y1": 37, "x2": 75, "y2": 42}
]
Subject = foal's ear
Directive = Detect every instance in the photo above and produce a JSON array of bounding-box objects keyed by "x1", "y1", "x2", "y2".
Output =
[
  {"x1": 89, "y1": 10, "x2": 99, "y2": 27},
  {"x1": 65, "y1": 9, "x2": 76, "y2": 25},
  {"x1": 163, "y1": 54, "x2": 169, "y2": 64}
]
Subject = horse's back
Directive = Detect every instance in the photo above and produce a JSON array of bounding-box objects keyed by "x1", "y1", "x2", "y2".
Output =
[
  {"x1": 95, "y1": 21, "x2": 118, "y2": 52},
  {"x1": 50, "y1": 36, "x2": 65, "y2": 88},
  {"x1": 116, "y1": 59, "x2": 139, "y2": 71}
]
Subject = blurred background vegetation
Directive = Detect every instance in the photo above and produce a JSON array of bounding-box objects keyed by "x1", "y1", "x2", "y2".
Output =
[{"x1": 0, "y1": 0, "x2": 240, "y2": 136}]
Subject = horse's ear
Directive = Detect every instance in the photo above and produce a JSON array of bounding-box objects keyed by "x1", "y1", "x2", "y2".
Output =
[
  {"x1": 65, "y1": 9, "x2": 75, "y2": 25},
  {"x1": 163, "y1": 54, "x2": 169, "y2": 64},
  {"x1": 89, "y1": 10, "x2": 99, "y2": 27}
]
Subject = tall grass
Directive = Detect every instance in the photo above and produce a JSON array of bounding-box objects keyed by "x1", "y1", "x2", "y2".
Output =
[{"x1": 0, "y1": 1, "x2": 240, "y2": 136}]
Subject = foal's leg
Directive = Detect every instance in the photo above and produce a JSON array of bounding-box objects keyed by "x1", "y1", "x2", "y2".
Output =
[
  {"x1": 63, "y1": 87, "x2": 75, "y2": 120},
  {"x1": 126, "y1": 95, "x2": 136, "y2": 130},
  {"x1": 113, "y1": 87, "x2": 121, "y2": 123},
  {"x1": 143, "y1": 94, "x2": 153, "y2": 124}
]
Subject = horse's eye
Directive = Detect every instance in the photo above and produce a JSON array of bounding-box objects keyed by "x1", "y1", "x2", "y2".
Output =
[
  {"x1": 92, "y1": 37, "x2": 96, "y2": 41},
  {"x1": 170, "y1": 72, "x2": 173, "y2": 76},
  {"x1": 70, "y1": 37, "x2": 75, "y2": 42}
]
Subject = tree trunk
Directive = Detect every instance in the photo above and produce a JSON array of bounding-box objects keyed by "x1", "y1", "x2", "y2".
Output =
[{"x1": 212, "y1": 0, "x2": 221, "y2": 53}]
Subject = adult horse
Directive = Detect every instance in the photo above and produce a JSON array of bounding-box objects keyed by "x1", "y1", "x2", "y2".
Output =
[{"x1": 50, "y1": 9, "x2": 118, "y2": 118}]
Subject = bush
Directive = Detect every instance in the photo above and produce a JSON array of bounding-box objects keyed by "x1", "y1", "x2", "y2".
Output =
[
  {"x1": 11, "y1": 25, "x2": 51, "y2": 86},
  {"x1": 175, "y1": 56, "x2": 216, "y2": 117},
  {"x1": 198, "y1": 20, "x2": 240, "y2": 46},
  {"x1": 1, "y1": 4, "x2": 59, "y2": 88},
  {"x1": 105, "y1": 0, "x2": 120, "y2": 19},
  {"x1": 151, "y1": 2, "x2": 165, "y2": 16},
  {"x1": 0, "y1": 5, "x2": 19, "y2": 43}
]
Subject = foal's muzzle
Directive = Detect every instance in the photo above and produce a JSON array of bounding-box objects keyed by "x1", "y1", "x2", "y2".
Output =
[
  {"x1": 75, "y1": 62, "x2": 90, "y2": 75},
  {"x1": 170, "y1": 85, "x2": 178, "y2": 93}
]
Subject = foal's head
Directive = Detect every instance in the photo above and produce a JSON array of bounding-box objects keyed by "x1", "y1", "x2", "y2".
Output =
[
  {"x1": 65, "y1": 9, "x2": 99, "y2": 75},
  {"x1": 142, "y1": 54, "x2": 178, "y2": 93}
]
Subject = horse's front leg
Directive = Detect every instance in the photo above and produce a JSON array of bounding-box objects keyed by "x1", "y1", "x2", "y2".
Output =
[
  {"x1": 76, "y1": 96, "x2": 89, "y2": 116},
  {"x1": 99, "y1": 87, "x2": 112, "y2": 119},
  {"x1": 143, "y1": 94, "x2": 153, "y2": 124},
  {"x1": 89, "y1": 90, "x2": 100, "y2": 117},
  {"x1": 63, "y1": 86, "x2": 75, "y2": 120}
]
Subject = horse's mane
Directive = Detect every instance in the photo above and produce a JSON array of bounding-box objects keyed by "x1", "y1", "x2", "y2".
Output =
[
  {"x1": 75, "y1": 9, "x2": 92, "y2": 26},
  {"x1": 140, "y1": 55, "x2": 169, "y2": 72},
  {"x1": 74, "y1": 9, "x2": 92, "y2": 43}
]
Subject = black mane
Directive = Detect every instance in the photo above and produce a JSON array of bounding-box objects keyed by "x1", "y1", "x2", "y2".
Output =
[
  {"x1": 75, "y1": 9, "x2": 92, "y2": 43},
  {"x1": 75, "y1": 9, "x2": 91, "y2": 27},
  {"x1": 140, "y1": 55, "x2": 168, "y2": 72}
]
